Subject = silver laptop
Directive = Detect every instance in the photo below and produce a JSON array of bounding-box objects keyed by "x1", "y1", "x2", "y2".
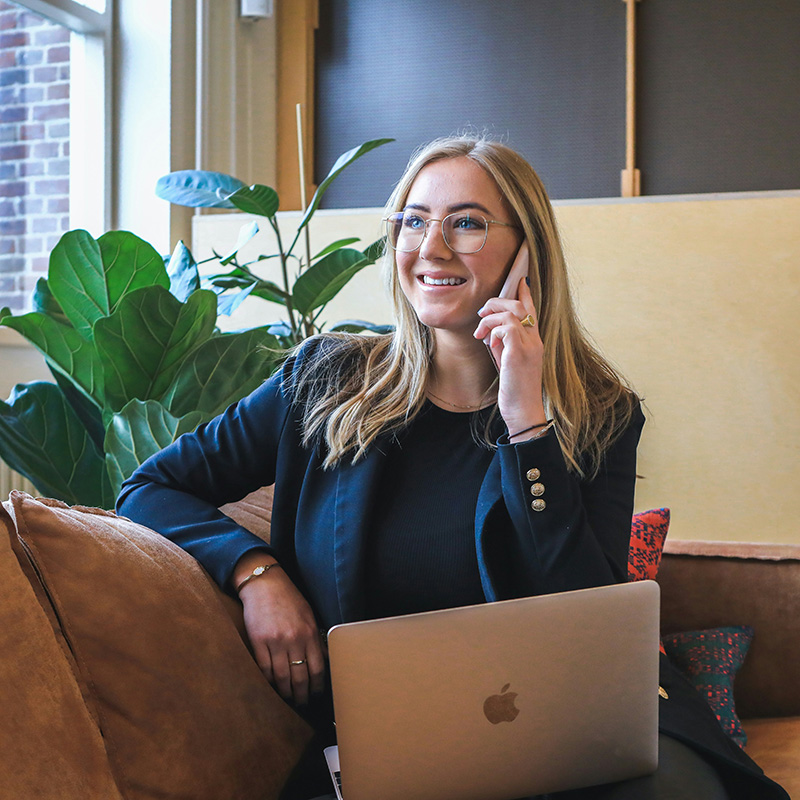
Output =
[{"x1": 325, "y1": 580, "x2": 660, "y2": 800}]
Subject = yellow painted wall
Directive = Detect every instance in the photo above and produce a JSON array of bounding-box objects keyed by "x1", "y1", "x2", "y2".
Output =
[{"x1": 194, "y1": 190, "x2": 800, "y2": 544}]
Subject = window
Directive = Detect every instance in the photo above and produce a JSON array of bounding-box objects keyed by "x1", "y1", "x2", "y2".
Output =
[{"x1": 0, "y1": 0, "x2": 110, "y2": 311}]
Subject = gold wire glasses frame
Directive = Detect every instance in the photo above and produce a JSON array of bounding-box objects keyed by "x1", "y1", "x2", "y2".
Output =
[{"x1": 382, "y1": 212, "x2": 519, "y2": 254}]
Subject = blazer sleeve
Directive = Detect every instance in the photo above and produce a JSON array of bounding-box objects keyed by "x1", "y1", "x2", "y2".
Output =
[
  {"x1": 115, "y1": 352, "x2": 302, "y2": 590},
  {"x1": 494, "y1": 404, "x2": 645, "y2": 595}
]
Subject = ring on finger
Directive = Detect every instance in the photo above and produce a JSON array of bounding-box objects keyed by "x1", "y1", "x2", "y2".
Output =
[
  {"x1": 289, "y1": 659, "x2": 306, "y2": 666},
  {"x1": 520, "y1": 314, "x2": 536, "y2": 328}
]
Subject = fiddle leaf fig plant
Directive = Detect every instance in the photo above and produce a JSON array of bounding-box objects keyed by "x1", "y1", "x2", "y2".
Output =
[
  {"x1": 156, "y1": 137, "x2": 395, "y2": 347},
  {"x1": 0, "y1": 229, "x2": 281, "y2": 508}
]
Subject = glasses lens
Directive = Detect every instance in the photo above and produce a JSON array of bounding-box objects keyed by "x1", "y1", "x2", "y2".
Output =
[
  {"x1": 442, "y1": 213, "x2": 488, "y2": 253},
  {"x1": 385, "y1": 212, "x2": 427, "y2": 252}
]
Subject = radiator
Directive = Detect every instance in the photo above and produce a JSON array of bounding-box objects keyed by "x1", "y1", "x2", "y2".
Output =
[{"x1": 0, "y1": 460, "x2": 38, "y2": 499}]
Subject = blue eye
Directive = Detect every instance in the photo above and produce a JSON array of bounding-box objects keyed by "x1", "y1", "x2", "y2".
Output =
[
  {"x1": 402, "y1": 213, "x2": 426, "y2": 230},
  {"x1": 451, "y1": 214, "x2": 486, "y2": 231}
]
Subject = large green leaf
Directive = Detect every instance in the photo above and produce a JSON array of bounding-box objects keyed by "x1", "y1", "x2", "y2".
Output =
[
  {"x1": 299, "y1": 138, "x2": 394, "y2": 230},
  {"x1": 0, "y1": 381, "x2": 113, "y2": 507},
  {"x1": 93, "y1": 286, "x2": 218, "y2": 413},
  {"x1": 0, "y1": 311, "x2": 104, "y2": 407},
  {"x1": 313, "y1": 237, "x2": 360, "y2": 260},
  {"x1": 163, "y1": 327, "x2": 280, "y2": 418},
  {"x1": 167, "y1": 240, "x2": 200, "y2": 302},
  {"x1": 220, "y1": 221, "x2": 259, "y2": 266},
  {"x1": 47, "y1": 230, "x2": 169, "y2": 339},
  {"x1": 229, "y1": 184, "x2": 280, "y2": 218},
  {"x1": 105, "y1": 400, "x2": 204, "y2": 497},
  {"x1": 32, "y1": 278, "x2": 69, "y2": 325},
  {"x1": 155, "y1": 170, "x2": 247, "y2": 209},
  {"x1": 292, "y1": 248, "x2": 372, "y2": 315}
]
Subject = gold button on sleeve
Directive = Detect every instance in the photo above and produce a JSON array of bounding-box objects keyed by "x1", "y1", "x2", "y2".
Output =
[
  {"x1": 531, "y1": 498, "x2": 546, "y2": 512},
  {"x1": 530, "y1": 483, "x2": 545, "y2": 497},
  {"x1": 526, "y1": 468, "x2": 541, "y2": 481}
]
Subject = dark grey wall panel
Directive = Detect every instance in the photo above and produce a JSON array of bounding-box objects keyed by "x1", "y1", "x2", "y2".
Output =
[
  {"x1": 637, "y1": 0, "x2": 800, "y2": 195},
  {"x1": 315, "y1": 0, "x2": 626, "y2": 207}
]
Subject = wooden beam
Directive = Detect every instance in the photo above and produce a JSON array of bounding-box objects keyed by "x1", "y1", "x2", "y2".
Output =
[
  {"x1": 621, "y1": 0, "x2": 642, "y2": 197},
  {"x1": 276, "y1": 0, "x2": 318, "y2": 211}
]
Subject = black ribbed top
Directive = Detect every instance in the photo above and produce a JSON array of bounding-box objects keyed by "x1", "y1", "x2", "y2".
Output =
[{"x1": 364, "y1": 402, "x2": 501, "y2": 618}]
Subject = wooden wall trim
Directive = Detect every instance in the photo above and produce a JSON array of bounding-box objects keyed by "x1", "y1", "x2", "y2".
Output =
[{"x1": 276, "y1": 0, "x2": 318, "y2": 211}]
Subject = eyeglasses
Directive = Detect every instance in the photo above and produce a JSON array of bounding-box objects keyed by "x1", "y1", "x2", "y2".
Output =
[{"x1": 382, "y1": 211, "x2": 518, "y2": 254}]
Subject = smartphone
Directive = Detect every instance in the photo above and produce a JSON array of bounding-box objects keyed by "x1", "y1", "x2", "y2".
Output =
[{"x1": 483, "y1": 243, "x2": 530, "y2": 369}]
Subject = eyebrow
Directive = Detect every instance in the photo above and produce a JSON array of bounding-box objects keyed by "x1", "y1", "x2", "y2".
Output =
[{"x1": 404, "y1": 201, "x2": 495, "y2": 216}]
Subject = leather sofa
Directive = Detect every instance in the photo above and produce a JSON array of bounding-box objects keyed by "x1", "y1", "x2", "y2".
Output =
[{"x1": 658, "y1": 539, "x2": 800, "y2": 797}]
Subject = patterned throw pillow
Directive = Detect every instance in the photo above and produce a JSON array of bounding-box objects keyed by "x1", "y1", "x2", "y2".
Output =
[
  {"x1": 628, "y1": 507, "x2": 670, "y2": 582},
  {"x1": 628, "y1": 508, "x2": 670, "y2": 654},
  {"x1": 662, "y1": 626, "x2": 754, "y2": 748}
]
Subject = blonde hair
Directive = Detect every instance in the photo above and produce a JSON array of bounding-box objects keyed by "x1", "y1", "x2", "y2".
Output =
[{"x1": 291, "y1": 136, "x2": 638, "y2": 476}]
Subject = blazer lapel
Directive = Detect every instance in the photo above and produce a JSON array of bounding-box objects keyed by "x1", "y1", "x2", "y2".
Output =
[{"x1": 331, "y1": 437, "x2": 390, "y2": 622}]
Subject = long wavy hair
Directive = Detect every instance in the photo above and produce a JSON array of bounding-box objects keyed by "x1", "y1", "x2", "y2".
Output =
[{"x1": 291, "y1": 136, "x2": 638, "y2": 477}]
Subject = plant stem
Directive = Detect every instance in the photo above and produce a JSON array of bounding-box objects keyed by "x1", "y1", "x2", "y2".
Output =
[{"x1": 269, "y1": 216, "x2": 299, "y2": 338}]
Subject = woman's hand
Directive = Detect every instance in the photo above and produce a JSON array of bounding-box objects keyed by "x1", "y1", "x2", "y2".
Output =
[
  {"x1": 234, "y1": 554, "x2": 327, "y2": 706},
  {"x1": 473, "y1": 276, "x2": 547, "y2": 440}
]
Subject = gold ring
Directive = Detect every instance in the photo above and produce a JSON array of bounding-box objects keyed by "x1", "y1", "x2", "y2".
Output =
[
  {"x1": 289, "y1": 659, "x2": 306, "y2": 666},
  {"x1": 520, "y1": 314, "x2": 536, "y2": 328}
]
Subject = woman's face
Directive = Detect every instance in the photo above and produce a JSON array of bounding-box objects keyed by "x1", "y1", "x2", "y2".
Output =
[{"x1": 396, "y1": 157, "x2": 522, "y2": 338}]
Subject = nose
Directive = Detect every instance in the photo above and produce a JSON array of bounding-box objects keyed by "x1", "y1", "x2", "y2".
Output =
[{"x1": 418, "y1": 219, "x2": 451, "y2": 261}]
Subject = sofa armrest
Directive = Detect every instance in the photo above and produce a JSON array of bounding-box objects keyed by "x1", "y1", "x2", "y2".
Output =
[{"x1": 657, "y1": 540, "x2": 800, "y2": 719}]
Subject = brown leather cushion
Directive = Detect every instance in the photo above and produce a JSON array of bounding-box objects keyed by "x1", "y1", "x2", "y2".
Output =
[
  {"x1": 658, "y1": 541, "x2": 800, "y2": 718},
  {"x1": 0, "y1": 511, "x2": 123, "y2": 799},
  {"x1": 3, "y1": 491, "x2": 312, "y2": 800},
  {"x1": 743, "y1": 716, "x2": 800, "y2": 799},
  {"x1": 220, "y1": 484, "x2": 274, "y2": 544}
]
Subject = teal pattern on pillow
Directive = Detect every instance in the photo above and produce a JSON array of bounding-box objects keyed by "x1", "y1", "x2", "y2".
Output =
[{"x1": 662, "y1": 625, "x2": 754, "y2": 748}]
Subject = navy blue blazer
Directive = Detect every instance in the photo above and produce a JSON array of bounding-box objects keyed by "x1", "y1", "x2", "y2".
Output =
[
  {"x1": 117, "y1": 341, "x2": 643, "y2": 632},
  {"x1": 116, "y1": 340, "x2": 786, "y2": 797}
]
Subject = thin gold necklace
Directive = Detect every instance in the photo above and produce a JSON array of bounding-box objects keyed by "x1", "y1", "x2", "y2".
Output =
[{"x1": 427, "y1": 388, "x2": 497, "y2": 411}]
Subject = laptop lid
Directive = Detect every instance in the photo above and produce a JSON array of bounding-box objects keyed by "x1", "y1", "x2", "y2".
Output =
[{"x1": 327, "y1": 580, "x2": 660, "y2": 800}]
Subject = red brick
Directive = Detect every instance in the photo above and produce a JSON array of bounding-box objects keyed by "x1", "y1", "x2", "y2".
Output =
[
  {"x1": 0, "y1": 162, "x2": 16, "y2": 179},
  {"x1": 0, "y1": 199, "x2": 14, "y2": 217},
  {"x1": 47, "y1": 159, "x2": 68, "y2": 176},
  {"x1": 19, "y1": 122, "x2": 44, "y2": 140},
  {"x1": 0, "y1": 181, "x2": 25, "y2": 197},
  {"x1": 48, "y1": 121, "x2": 68, "y2": 138},
  {"x1": 0, "y1": 12, "x2": 19, "y2": 33},
  {"x1": 0, "y1": 219, "x2": 25, "y2": 235},
  {"x1": 0, "y1": 238, "x2": 14, "y2": 255},
  {"x1": 33, "y1": 103, "x2": 68, "y2": 121},
  {"x1": 0, "y1": 106, "x2": 26, "y2": 123},
  {"x1": 0, "y1": 277, "x2": 16, "y2": 292},
  {"x1": 0, "y1": 31, "x2": 28, "y2": 48},
  {"x1": 18, "y1": 47, "x2": 43, "y2": 66},
  {"x1": 47, "y1": 82, "x2": 68, "y2": 100},
  {"x1": 20, "y1": 197, "x2": 42, "y2": 214},
  {"x1": 0, "y1": 50, "x2": 15, "y2": 67},
  {"x1": 32, "y1": 217, "x2": 56, "y2": 233},
  {"x1": 60, "y1": 216, "x2": 69, "y2": 230},
  {"x1": 47, "y1": 45, "x2": 69, "y2": 64},
  {"x1": 0, "y1": 143, "x2": 28, "y2": 160},
  {"x1": 32, "y1": 66, "x2": 57, "y2": 82},
  {"x1": 0, "y1": 68, "x2": 27, "y2": 87},
  {"x1": 19, "y1": 161, "x2": 44, "y2": 177},
  {"x1": 20, "y1": 236, "x2": 42, "y2": 252},
  {"x1": 62, "y1": 141, "x2": 69, "y2": 156},
  {"x1": 20, "y1": 86, "x2": 43, "y2": 103},
  {"x1": 47, "y1": 197, "x2": 68, "y2": 214},
  {"x1": 34, "y1": 27, "x2": 70, "y2": 46},
  {"x1": 59, "y1": 65, "x2": 69, "y2": 80},
  {"x1": 0, "y1": 123, "x2": 16, "y2": 142},
  {"x1": 35, "y1": 178, "x2": 68, "y2": 195},
  {"x1": 32, "y1": 141, "x2": 58, "y2": 158},
  {"x1": 30, "y1": 256, "x2": 48, "y2": 271},
  {"x1": 0, "y1": 257, "x2": 26, "y2": 273}
]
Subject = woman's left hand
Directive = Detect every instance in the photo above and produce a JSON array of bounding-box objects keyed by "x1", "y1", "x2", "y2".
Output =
[{"x1": 473, "y1": 276, "x2": 547, "y2": 438}]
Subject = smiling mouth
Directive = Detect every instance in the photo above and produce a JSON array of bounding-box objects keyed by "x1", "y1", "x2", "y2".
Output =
[{"x1": 421, "y1": 276, "x2": 466, "y2": 286}]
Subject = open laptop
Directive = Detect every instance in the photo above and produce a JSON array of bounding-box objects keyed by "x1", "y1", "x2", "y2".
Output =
[{"x1": 324, "y1": 580, "x2": 660, "y2": 800}]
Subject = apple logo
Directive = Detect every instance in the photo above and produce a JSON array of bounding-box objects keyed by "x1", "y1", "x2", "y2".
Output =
[{"x1": 483, "y1": 683, "x2": 520, "y2": 724}]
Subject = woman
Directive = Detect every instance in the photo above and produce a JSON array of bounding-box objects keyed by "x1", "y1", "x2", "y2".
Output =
[{"x1": 117, "y1": 137, "x2": 787, "y2": 800}]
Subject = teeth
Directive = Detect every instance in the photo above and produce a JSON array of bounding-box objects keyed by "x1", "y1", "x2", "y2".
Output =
[{"x1": 422, "y1": 276, "x2": 465, "y2": 285}]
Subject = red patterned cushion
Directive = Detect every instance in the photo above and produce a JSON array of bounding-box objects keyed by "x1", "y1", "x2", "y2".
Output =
[
  {"x1": 628, "y1": 508, "x2": 670, "y2": 654},
  {"x1": 628, "y1": 507, "x2": 670, "y2": 582},
  {"x1": 662, "y1": 626, "x2": 754, "y2": 748}
]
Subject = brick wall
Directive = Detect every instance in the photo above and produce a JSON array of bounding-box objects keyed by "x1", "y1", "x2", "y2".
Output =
[{"x1": 0, "y1": 0, "x2": 70, "y2": 312}]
